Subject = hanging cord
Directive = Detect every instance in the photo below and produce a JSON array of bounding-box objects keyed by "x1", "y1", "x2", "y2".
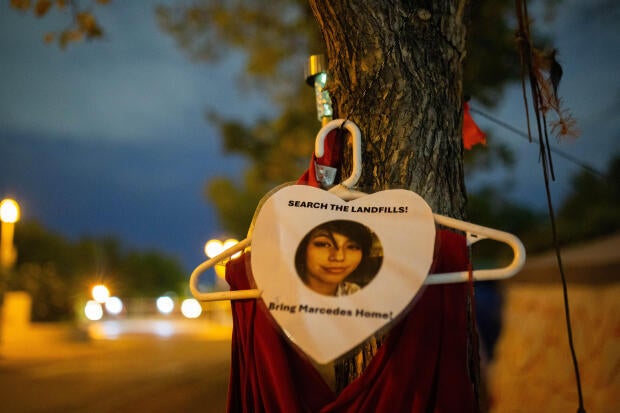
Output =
[
  {"x1": 515, "y1": 1, "x2": 586, "y2": 412},
  {"x1": 468, "y1": 106, "x2": 604, "y2": 178}
]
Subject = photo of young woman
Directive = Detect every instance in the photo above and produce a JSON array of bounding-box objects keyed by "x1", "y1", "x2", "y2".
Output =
[{"x1": 295, "y1": 220, "x2": 382, "y2": 297}]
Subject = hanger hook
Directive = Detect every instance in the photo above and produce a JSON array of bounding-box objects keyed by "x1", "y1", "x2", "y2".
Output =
[{"x1": 315, "y1": 119, "x2": 362, "y2": 188}]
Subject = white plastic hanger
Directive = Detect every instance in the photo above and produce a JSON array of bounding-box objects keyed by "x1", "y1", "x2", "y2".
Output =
[
  {"x1": 315, "y1": 119, "x2": 366, "y2": 200},
  {"x1": 190, "y1": 119, "x2": 526, "y2": 301}
]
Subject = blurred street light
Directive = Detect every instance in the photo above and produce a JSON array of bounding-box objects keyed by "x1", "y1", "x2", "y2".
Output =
[
  {"x1": 91, "y1": 284, "x2": 110, "y2": 303},
  {"x1": 0, "y1": 199, "x2": 19, "y2": 223},
  {"x1": 86, "y1": 285, "x2": 123, "y2": 320},
  {"x1": 156, "y1": 295, "x2": 175, "y2": 315},
  {"x1": 204, "y1": 239, "x2": 224, "y2": 259},
  {"x1": 181, "y1": 298, "x2": 202, "y2": 319},
  {"x1": 84, "y1": 300, "x2": 104, "y2": 321},
  {"x1": 0, "y1": 198, "x2": 20, "y2": 270},
  {"x1": 105, "y1": 296, "x2": 124, "y2": 315},
  {"x1": 204, "y1": 238, "x2": 239, "y2": 279}
]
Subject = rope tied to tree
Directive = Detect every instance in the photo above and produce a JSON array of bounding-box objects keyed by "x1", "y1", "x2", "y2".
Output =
[{"x1": 515, "y1": 1, "x2": 587, "y2": 412}]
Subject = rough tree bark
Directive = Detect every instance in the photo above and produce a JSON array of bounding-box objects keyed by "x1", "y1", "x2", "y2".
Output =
[
  {"x1": 308, "y1": 0, "x2": 471, "y2": 389},
  {"x1": 309, "y1": 0, "x2": 469, "y2": 220}
]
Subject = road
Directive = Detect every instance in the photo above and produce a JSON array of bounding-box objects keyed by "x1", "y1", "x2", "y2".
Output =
[{"x1": 0, "y1": 318, "x2": 232, "y2": 413}]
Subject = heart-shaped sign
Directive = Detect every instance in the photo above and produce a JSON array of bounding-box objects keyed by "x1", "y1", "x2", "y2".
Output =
[{"x1": 251, "y1": 185, "x2": 435, "y2": 364}]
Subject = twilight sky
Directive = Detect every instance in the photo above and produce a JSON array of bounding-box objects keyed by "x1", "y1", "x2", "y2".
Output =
[{"x1": 0, "y1": 1, "x2": 618, "y2": 282}]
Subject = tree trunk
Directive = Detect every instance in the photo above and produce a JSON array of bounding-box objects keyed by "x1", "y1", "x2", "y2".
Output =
[
  {"x1": 309, "y1": 0, "x2": 469, "y2": 219},
  {"x1": 308, "y1": 0, "x2": 471, "y2": 390}
]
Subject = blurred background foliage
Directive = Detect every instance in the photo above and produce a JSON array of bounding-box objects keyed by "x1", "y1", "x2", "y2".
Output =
[
  {"x1": 10, "y1": 0, "x2": 109, "y2": 48},
  {"x1": 6, "y1": 221, "x2": 186, "y2": 322},
  {"x1": 6, "y1": 153, "x2": 617, "y2": 321},
  {"x1": 7, "y1": 0, "x2": 619, "y2": 320},
  {"x1": 154, "y1": 0, "x2": 526, "y2": 236},
  {"x1": 11, "y1": 0, "x2": 583, "y2": 240}
]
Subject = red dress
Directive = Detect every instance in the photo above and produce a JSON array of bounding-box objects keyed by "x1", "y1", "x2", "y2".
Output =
[{"x1": 225, "y1": 229, "x2": 476, "y2": 412}]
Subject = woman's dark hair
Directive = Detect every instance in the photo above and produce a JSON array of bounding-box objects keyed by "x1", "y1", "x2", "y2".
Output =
[{"x1": 294, "y1": 220, "x2": 375, "y2": 284}]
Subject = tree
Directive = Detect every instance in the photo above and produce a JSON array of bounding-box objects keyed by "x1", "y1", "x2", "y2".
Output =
[
  {"x1": 11, "y1": 0, "x2": 518, "y2": 235},
  {"x1": 555, "y1": 154, "x2": 620, "y2": 244},
  {"x1": 305, "y1": 1, "x2": 474, "y2": 391},
  {"x1": 9, "y1": 220, "x2": 186, "y2": 321},
  {"x1": 156, "y1": 0, "x2": 523, "y2": 393},
  {"x1": 9, "y1": 0, "x2": 108, "y2": 48},
  {"x1": 156, "y1": 0, "x2": 520, "y2": 237},
  {"x1": 118, "y1": 250, "x2": 187, "y2": 297},
  {"x1": 310, "y1": 2, "x2": 469, "y2": 216}
]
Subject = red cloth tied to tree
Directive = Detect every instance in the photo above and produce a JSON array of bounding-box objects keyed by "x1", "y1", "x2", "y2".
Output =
[
  {"x1": 225, "y1": 122, "x2": 477, "y2": 412},
  {"x1": 463, "y1": 102, "x2": 486, "y2": 150},
  {"x1": 225, "y1": 229, "x2": 476, "y2": 412}
]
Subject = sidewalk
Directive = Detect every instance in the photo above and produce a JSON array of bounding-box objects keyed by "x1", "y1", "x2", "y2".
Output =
[
  {"x1": 1, "y1": 317, "x2": 233, "y2": 362},
  {"x1": 1, "y1": 322, "x2": 98, "y2": 361}
]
